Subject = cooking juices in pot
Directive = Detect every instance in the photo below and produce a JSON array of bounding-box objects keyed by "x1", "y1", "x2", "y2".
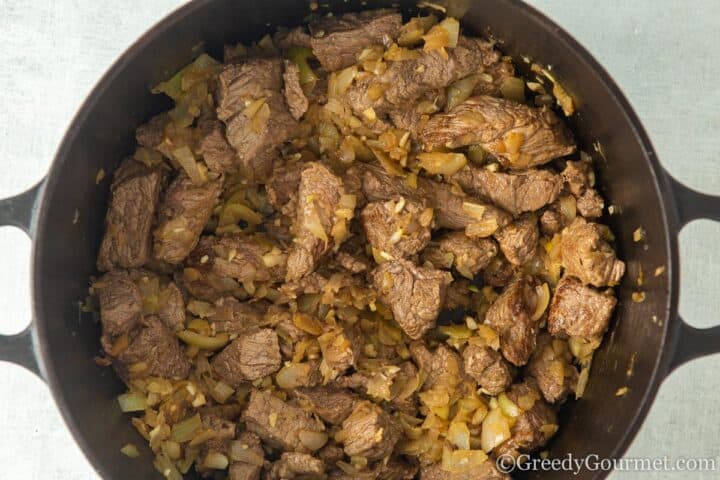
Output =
[{"x1": 89, "y1": 8, "x2": 625, "y2": 479}]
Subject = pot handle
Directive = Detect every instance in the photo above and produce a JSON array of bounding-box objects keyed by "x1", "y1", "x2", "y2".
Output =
[
  {"x1": 665, "y1": 171, "x2": 720, "y2": 372},
  {"x1": 0, "y1": 179, "x2": 46, "y2": 378}
]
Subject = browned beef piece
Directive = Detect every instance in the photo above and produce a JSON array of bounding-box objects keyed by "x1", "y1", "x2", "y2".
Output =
[
  {"x1": 212, "y1": 328, "x2": 281, "y2": 385},
  {"x1": 560, "y1": 218, "x2": 625, "y2": 287},
  {"x1": 216, "y1": 58, "x2": 296, "y2": 183},
  {"x1": 242, "y1": 389, "x2": 325, "y2": 453},
  {"x1": 548, "y1": 276, "x2": 617, "y2": 340},
  {"x1": 340, "y1": 401, "x2": 400, "y2": 461},
  {"x1": 495, "y1": 380, "x2": 558, "y2": 459},
  {"x1": 422, "y1": 232, "x2": 497, "y2": 279},
  {"x1": 527, "y1": 334, "x2": 578, "y2": 403},
  {"x1": 208, "y1": 297, "x2": 266, "y2": 334},
  {"x1": 463, "y1": 343, "x2": 513, "y2": 395},
  {"x1": 269, "y1": 452, "x2": 325, "y2": 479},
  {"x1": 335, "y1": 251, "x2": 370, "y2": 274},
  {"x1": 421, "y1": 462, "x2": 510, "y2": 480},
  {"x1": 561, "y1": 159, "x2": 593, "y2": 196},
  {"x1": 228, "y1": 431, "x2": 264, "y2": 480},
  {"x1": 361, "y1": 198, "x2": 433, "y2": 259},
  {"x1": 283, "y1": 60, "x2": 309, "y2": 120},
  {"x1": 388, "y1": 88, "x2": 446, "y2": 140},
  {"x1": 484, "y1": 276, "x2": 541, "y2": 366},
  {"x1": 349, "y1": 37, "x2": 501, "y2": 117},
  {"x1": 198, "y1": 414, "x2": 236, "y2": 462},
  {"x1": 294, "y1": 386, "x2": 359, "y2": 425},
  {"x1": 187, "y1": 234, "x2": 285, "y2": 284},
  {"x1": 309, "y1": 9, "x2": 402, "y2": 71},
  {"x1": 197, "y1": 115, "x2": 239, "y2": 174},
  {"x1": 157, "y1": 281, "x2": 185, "y2": 332},
  {"x1": 483, "y1": 256, "x2": 515, "y2": 287},
  {"x1": 576, "y1": 188, "x2": 604, "y2": 219},
  {"x1": 409, "y1": 342, "x2": 462, "y2": 394},
  {"x1": 286, "y1": 163, "x2": 348, "y2": 281},
  {"x1": 372, "y1": 259, "x2": 449, "y2": 340},
  {"x1": 539, "y1": 209, "x2": 562, "y2": 236},
  {"x1": 274, "y1": 26, "x2": 312, "y2": 50},
  {"x1": 420, "y1": 96, "x2": 576, "y2": 169},
  {"x1": 153, "y1": 173, "x2": 222, "y2": 264},
  {"x1": 135, "y1": 113, "x2": 169, "y2": 150},
  {"x1": 96, "y1": 270, "x2": 143, "y2": 339},
  {"x1": 494, "y1": 215, "x2": 539, "y2": 266},
  {"x1": 451, "y1": 166, "x2": 562, "y2": 216},
  {"x1": 360, "y1": 164, "x2": 511, "y2": 232},
  {"x1": 115, "y1": 316, "x2": 191, "y2": 379},
  {"x1": 97, "y1": 159, "x2": 163, "y2": 271},
  {"x1": 266, "y1": 158, "x2": 305, "y2": 216}
]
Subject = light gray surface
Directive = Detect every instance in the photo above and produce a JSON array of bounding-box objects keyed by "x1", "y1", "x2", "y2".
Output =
[{"x1": 0, "y1": 0, "x2": 717, "y2": 478}]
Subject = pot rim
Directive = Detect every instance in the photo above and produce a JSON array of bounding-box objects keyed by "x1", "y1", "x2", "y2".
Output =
[{"x1": 29, "y1": 0, "x2": 680, "y2": 477}]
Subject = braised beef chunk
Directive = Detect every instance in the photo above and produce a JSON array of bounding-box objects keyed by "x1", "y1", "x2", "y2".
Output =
[
  {"x1": 561, "y1": 159, "x2": 593, "y2": 196},
  {"x1": 198, "y1": 414, "x2": 236, "y2": 461},
  {"x1": 274, "y1": 26, "x2": 313, "y2": 51},
  {"x1": 267, "y1": 158, "x2": 305, "y2": 216},
  {"x1": 576, "y1": 188, "x2": 604, "y2": 218},
  {"x1": 420, "y1": 96, "x2": 576, "y2": 168},
  {"x1": 212, "y1": 329, "x2": 281, "y2": 386},
  {"x1": 187, "y1": 234, "x2": 285, "y2": 284},
  {"x1": 560, "y1": 218, "x2": 625, "y2": 287},
  {"x1": 484, "y1": 276, "x2": 542, "y2": 366},
  {"x1": 548, "y1": 276, "x2": 617, "y2": 340},
  {"x1": 527, "y1": 333, "x2": 578, "y2": 403},
  {"x1": 96, "y1": 270, "x2": 143, "y2": 339},
  {"x1": 422, "y1": 232, "x2": 497, "y2": 279},
  {"x1": 242, "y1": 389, "x2": 325, "y2": 452},
  {"x1": 115, "y1": 316, "x2": 191, "y2": 380},
  {"x1": 451, "y1": 166, "x2": 562, "y2": 216},
  {"x1": 294, "y1": 386, "x2": 359, "y2": 425},
  {"x1": 483, "y1": 256, "x2": 515, "y2": 287},
  {"x1": 228, "y1": 431, "x2": 264, "y2": 480},
  {"x1": 157, "y1": 281, "x2": 186, "y2": 332},
  {"x1": 269, "y1": 452, "x2": 325, "y2": 479},
  {"x1": 135, "y1": 113, "x2": 169, "y2": 150},
  {"x1": 197, "y1": 115, "x2": 239, "y2": 174},
  {"x1": 97, "y1": 159, "x2": 163, "y2": 271},
  {"x1": 360, "y1": 164, "x2": 511, "y2": 232},
  {"x1": 217, "y1": 58, "x2": 296, "y2": 182},
  {"x1": 495, "y1": 380, "x2": 558, "y2": 459},
  {"x1": 409, "y1": 342, "x2": 462, "y2": 394},
  {"x1": 286, "y1": 163, "x2": 348, "y2": 281},
  {"x1": 309, "y1": 9, "x2": 402, "y2": 71},
  {"x1": 284, "y1": 60, "x2": 309, "y2": 120},
  {"x1": 361, "y1": 198, "x2": 433, "y2": 259},
  {"x1": 153, "y1": 173, "x2": 222, "y2": 264},
  {"x1": 421, "y1": 462, "x2": 510, "y2": 480},
  {"x1": 539, "y1": 209, "x2": 562, "y2": 236},
  {"x1": 494, "y1": 215, "x2": 539, "y2": 266},
  {"x1": 463, "y1": 344, "x2": 513, "y2": 395},
  {"x1": 208, "y1": 297, "x2": 266, "y2": 334},
  {"x1": 340, "y1": 401, "x2": 400, "y2": 461},
  {"x1": 372, "y1": 259, "x2": 449, "y2": 340},
  {"x1": 349, "y1": 36, "x2": 501, "y2": 117}
]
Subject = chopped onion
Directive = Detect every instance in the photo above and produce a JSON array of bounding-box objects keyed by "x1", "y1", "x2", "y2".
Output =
[
  {"x1": 203, "y1": 452, "x2": 229, "y2": 470},
  {"x1": 176, "y1": 330, "x2": 230, "y2": 351},
  {"x1": 465, "y1": 219, "x2": 498, "y2": 238},
  {"x1": 171, "y1": 414, "x2": 201, "y2": 443},
  {"x1": 417, "y1": 152, "x2": 467, "y2": 176},
  {"x1": 298, "y1": 430, "x2": 329, "y2": 451},
  {"x1": 558, "y1": 194, "x2": 577, "y2": 224},
  {"x1": 276, "y1": 362, "x2": 313, "y2": 389},
  {"x1": 447, "y1": 75, "x2": 479, "y2": 112},
  {"x1": 423, "y1": 17, "x2": 460, "y2": 56},
  {"x1": 118, "y1": 392, "x2": 147, "y2": 412},
  {"x1": 531, "y1": 283, "x2": 550, "y2": 321},
  {"x1": 210, "y1": 381, "x2": 235, "y2": 404},
  {"x1": 218, "y1": 203, "x2": 262, "y2": 227},
  {"x1": 293, "y1": 312, "x2": 324, "y2": 335},
  {"x1": 497, "y1": 393, "x2": 521, "y2": 418},
  {"x1": 461, "y1": 202, "x2": 487, "y2": 221},
  {"x1": 120, "y1": 443, "x2": 140, "y2": 458},
  {"x1": 441, "y1": 446, "x2": 488, "y2": 473},
  {"x1": 480, "y1": 408, "x2": 511, "y2": 452},
  {"x1": 500, "y1": 77, "x2": 526, "y2": 104},
  {"x1": 447, "y1": 421, "x2": 471, "y2": 450},
  {"x1": 172, "y1": 146, "x2": 207, "y2": 186},
  {"x1": 398, "y1": 15, "x2": 438, "y2": 46}
]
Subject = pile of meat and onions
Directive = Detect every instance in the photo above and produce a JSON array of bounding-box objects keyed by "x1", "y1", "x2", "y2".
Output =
[{"x1": 91, "y1": 8, "x2": 625, "y2": 480}]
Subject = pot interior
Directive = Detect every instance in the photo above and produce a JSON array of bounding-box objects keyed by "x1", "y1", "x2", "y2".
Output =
[{"x1": 32, "y1": 0, "x2": 675, "y2": 478}]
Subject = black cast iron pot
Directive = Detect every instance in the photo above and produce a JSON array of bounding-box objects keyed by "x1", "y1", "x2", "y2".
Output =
[{"x1": 1, "y1": 0, "x2": 719, "y2": 478}]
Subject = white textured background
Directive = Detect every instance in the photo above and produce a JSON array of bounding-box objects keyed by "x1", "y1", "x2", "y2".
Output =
[{"x1": 0, "y1": 1, "x2": 718, "y2": 478}]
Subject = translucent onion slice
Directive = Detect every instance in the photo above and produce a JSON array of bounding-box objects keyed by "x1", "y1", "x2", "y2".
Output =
[{"x1": 480, "y1": 408, "x2": 511, "y2": 452}]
